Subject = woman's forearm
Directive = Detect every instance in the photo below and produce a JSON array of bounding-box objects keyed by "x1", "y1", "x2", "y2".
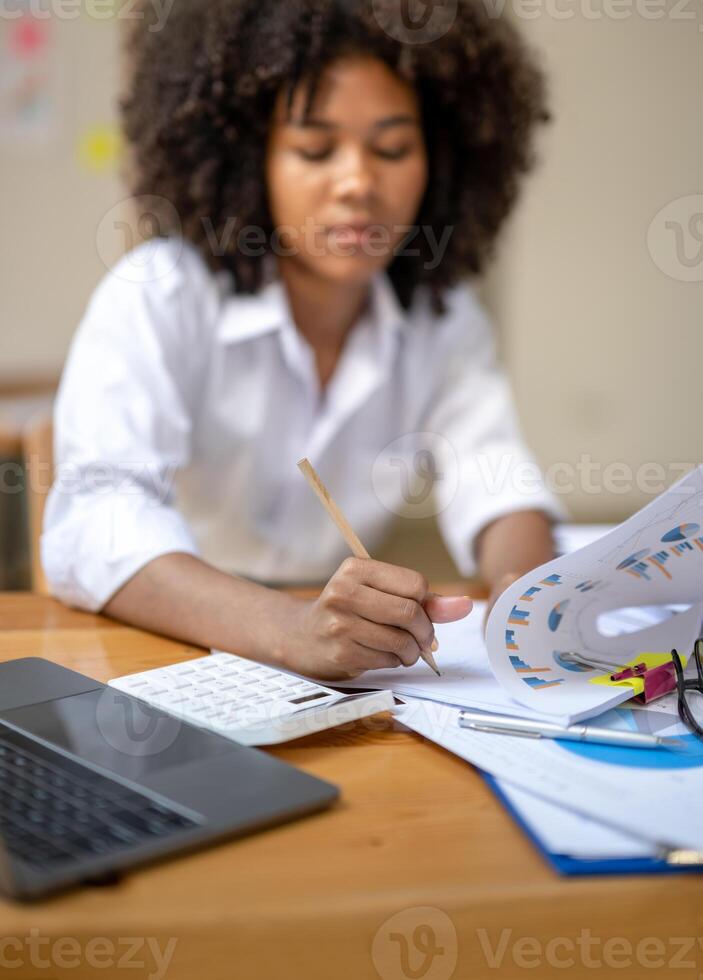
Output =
[
  {"x1": 103, "y1": 553, "x2": 303, "y2": 667},
  {"x1": 476, "y1": 510, "x2": 556, "y2": 592},
  {"x1": 102, "y1": 551, "x2": 474, "y2": 681}
]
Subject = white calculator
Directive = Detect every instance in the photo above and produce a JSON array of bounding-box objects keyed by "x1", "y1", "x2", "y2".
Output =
[{"x1": 108, "y1": 652, "x2": 395, "y2": 746}]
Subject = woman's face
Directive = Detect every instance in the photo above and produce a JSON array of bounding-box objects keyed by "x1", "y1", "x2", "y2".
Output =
[{"x1": 266, "y1": 55, "x2": 429, "y2": 288}]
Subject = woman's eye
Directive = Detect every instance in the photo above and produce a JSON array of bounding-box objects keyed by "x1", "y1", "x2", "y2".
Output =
[
  {"x1": 296, "y1": 146, "x2": 334, "y2": 162},
  {"x1": 374, "y1": 145, "x2": 413, "y2": 161}
]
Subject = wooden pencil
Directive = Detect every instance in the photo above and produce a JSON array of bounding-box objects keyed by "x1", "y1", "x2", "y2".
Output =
[{"x1": 297, "y1": 457, "x2": 441, "y2": 676}]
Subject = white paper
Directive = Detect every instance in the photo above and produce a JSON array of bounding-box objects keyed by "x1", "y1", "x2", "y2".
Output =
[
  {"x1": 486, "y1": 466, "x2": 703, "y2": 723},
  {"x1": 554, "y1": 524, "x2": 614, "y2": 555},
  {"x1": 395, "y1": 698, "x2": 703, "y2": 853},
  {"x1": 493, "y1": 780, "x2": 654, "y2": 860}
]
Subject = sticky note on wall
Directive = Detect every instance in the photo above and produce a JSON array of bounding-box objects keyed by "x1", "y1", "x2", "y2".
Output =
[
  {"x1": 9, "y1": 17, "x2": 49, "y2": 58},
  {"x1": 76, "y1": 123, "x2": 123, "y2": 172}
]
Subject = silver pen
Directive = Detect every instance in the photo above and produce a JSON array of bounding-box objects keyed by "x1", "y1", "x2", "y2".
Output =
[{"x1": 458, "y1": 710, "x2": 683, "y2": 749}]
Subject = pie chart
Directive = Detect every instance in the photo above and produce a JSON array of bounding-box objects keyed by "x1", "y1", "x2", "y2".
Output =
[
  {"x1": 559, "y1": 706, "x2": 703, "y2": 770},
  {"x1": 616, "y1": 549, "x2": 650, "y2": 571},
  {"x1": 548, "y1": 600, "x2": 569, "y2": 633},
  {"x1": 661, "y1": 523, "x2": 700, "y2": 543}
]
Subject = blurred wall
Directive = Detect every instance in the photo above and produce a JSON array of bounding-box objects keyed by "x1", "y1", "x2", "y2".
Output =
[
  {"x1": 2, "y1": 4, "x2": 702, "y2": 534},
  {"x1": 485, "y1": 5, "x2": 703, "y2": 521},
  {"x1": 1, "y1": 13, "x2": 123, "y2": 378}
]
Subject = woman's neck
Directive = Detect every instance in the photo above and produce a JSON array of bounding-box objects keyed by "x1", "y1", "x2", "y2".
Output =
[{"x1": 278, "y1": 260, "x2": 371, "y2": 391}]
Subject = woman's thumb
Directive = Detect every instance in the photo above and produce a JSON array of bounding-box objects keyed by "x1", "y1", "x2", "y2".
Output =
[{"x1": 424, "y1": 593, "x2": 473, "y2": 624}]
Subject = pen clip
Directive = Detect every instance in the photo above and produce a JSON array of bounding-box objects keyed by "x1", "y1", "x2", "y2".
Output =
[
  {"x1": 610, "y1": 663, "x2": 648, "y2": 681},
  {"x1": 660, "y1": 847, "x2": 703, "y2": 866}
]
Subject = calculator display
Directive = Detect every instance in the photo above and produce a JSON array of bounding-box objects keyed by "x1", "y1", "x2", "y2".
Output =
[{"x1": 289, "y1": 692, "x2": 330, "y2": 706}]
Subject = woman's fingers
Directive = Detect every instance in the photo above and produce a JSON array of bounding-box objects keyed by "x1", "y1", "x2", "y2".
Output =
[
  {"x1": 314, "y1": 647, "x2": 401, "y2": 681},
  {"x1": 319, "y1": 560, "x2": 475, "y2": 675},
  {"x1": 348, "y1": 643, "x2": 405, "y2": 673},
  {"x1": 340, "y1": 583, "x2": 435, "y2": 653},
  {"x1": 345, "y1": 614, "x2": 425, "y2": 667},
  {"x1": 337, "y1": 557, "x2": 430, "y2": 603}
]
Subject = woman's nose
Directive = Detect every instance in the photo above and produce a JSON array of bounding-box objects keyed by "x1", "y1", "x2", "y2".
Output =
[{"x1": 332, "y1": 148, "x2": 375, "y2": 204}]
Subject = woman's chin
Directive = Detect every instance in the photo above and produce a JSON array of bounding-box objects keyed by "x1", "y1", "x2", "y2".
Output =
[{"x1": 303, "y1": 254, "x2": 391, "y2": 287}]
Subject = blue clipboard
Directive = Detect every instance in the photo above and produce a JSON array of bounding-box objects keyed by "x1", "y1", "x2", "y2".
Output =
[{"x1": 481, "y1": 772, "x2": 703, "y2": 877}]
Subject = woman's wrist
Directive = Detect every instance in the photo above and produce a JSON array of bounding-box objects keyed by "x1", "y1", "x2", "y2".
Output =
[{"x1": 250, "y1": 589, "x2": 312, "y2": 671}]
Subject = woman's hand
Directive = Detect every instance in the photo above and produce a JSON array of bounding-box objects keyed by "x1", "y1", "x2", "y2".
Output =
[
  {"x1": 281, "y1": 557, "x2": 473, "y2": 681},
  {"x1": 483, "y1": 572, "x2": 521, "y2": 632},
  {"x1": 476, "y1": 511, "x2": 556, "y2": 634}
]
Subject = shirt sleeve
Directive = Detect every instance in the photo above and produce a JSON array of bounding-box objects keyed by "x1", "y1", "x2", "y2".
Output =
[
  {"x1": 423, "y1": 282, "x2": 569, "y2": 578},
  {"x1": 41, "y1": 240, "x2": 207, "y2": 612}
]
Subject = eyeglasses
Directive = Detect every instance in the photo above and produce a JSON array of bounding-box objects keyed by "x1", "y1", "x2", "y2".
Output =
[{"x1": 671, "y1": 639, "x2": 703, "y2": 740}]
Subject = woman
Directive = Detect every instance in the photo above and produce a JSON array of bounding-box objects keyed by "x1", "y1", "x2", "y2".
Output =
[{"x1": 43, "y1": 0, "x2": 565, "y2": 679}]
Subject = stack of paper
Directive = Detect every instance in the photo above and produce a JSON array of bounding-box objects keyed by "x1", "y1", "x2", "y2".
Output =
[
  {"x1": 395, "y1": 696, "x2": 703, "y2": 859},
  {"x1": 335, "y1": 466, "x2": 703, "y2": 863},
  {"x1": 485, "y1": 466, "x2": 703, "y2": 723},
  {"x1": 336, "y1": 596, "x2": 703, "y2": 860}
]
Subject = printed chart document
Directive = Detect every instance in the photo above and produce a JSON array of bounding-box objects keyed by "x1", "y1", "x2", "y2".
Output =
[
  {"x1": 338, "y1": 467, "x2": 703, "y2": 725},
  {"x1": 395, "y1": 697, "x2": 703, "y2": 853},
  {"x1": 491, "y1": 687, "x2": 702, "y2": 861},
  {"x1": 492, "y1": 781, "x2": 654, "y2": 860},
  {"x1": 486, "y1": 465, "x2": 703, "y2": 722}
]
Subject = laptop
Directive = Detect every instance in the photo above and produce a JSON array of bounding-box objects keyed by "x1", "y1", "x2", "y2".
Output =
[{"x1": 0, "y1": 657, "x2": 339, "y2": 901}]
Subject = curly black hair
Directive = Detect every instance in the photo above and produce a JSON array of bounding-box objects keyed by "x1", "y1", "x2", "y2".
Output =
[{"x1": 121, "y1": 0, "x2": 549, "y2": 312}]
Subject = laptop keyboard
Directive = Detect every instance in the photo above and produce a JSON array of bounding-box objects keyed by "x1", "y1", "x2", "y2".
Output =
[{"x1": 0, "y1": 726, "x2": 199, "y2": 871}]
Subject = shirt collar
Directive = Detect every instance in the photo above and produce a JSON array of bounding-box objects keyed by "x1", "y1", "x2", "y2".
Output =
[{"x1": 216, "y1": 271, "x2": 408, "y2": 345}]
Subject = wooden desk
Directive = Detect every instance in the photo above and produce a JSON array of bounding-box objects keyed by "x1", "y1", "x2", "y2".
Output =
[
  {"x1": 0, "y1": 386, "x2": 55, "y2": 459},
  {"x1": 0, "y1": 593, "x2": 701, "y2": 980}
]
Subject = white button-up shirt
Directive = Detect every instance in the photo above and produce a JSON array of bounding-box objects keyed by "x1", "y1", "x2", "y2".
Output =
[{"x1": 42, "y1": 238, "x2": 565, "y2": 611}]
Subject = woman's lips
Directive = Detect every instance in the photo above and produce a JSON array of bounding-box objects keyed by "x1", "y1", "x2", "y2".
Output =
[{"x1": 327, "y1": 224, "x2": 378, "y2": 249}]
